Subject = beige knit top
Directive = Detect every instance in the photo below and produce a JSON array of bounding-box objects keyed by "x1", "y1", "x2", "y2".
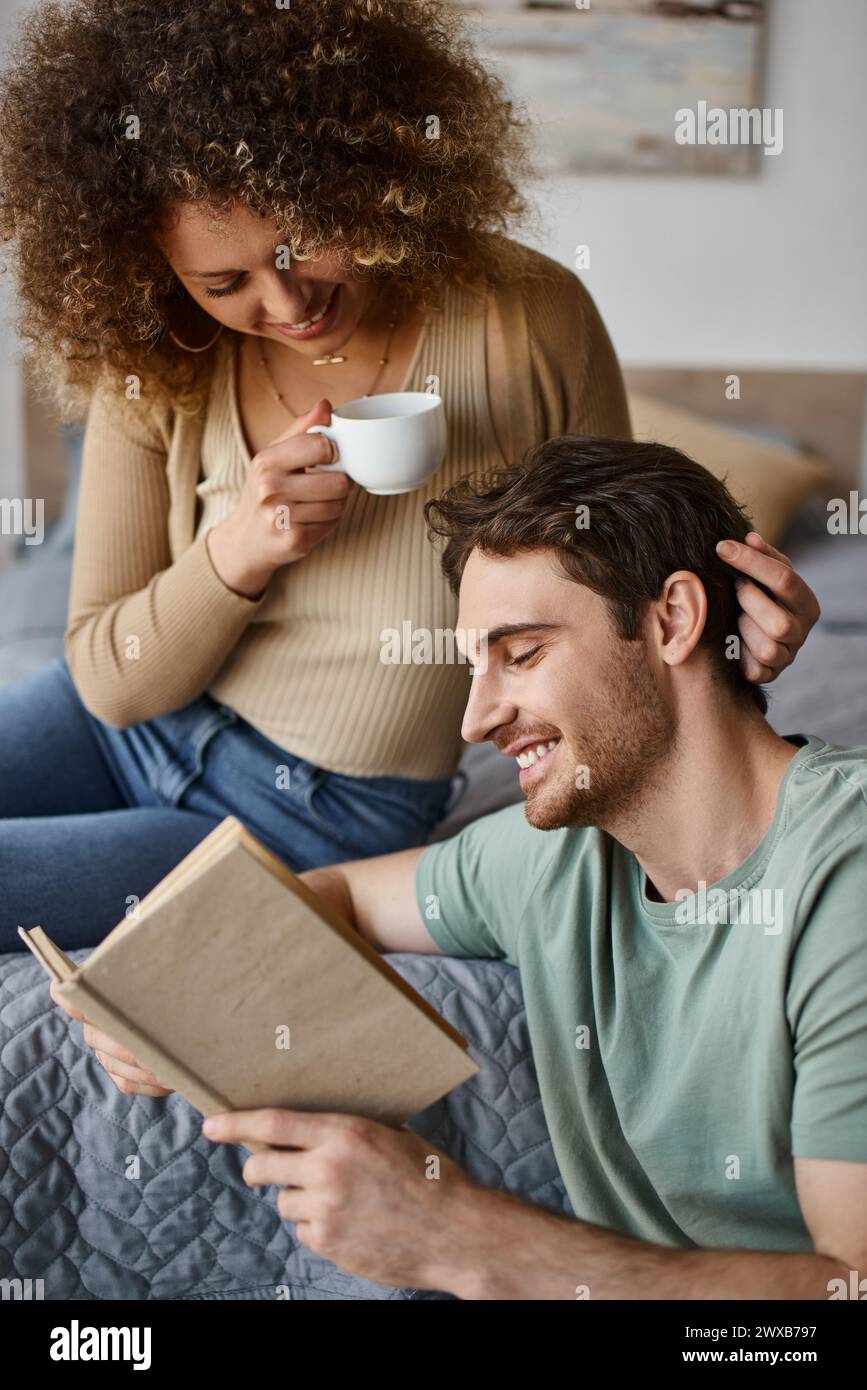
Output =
[{"x1": 65, "y1": 241, "x2": 631, "y2": 779}]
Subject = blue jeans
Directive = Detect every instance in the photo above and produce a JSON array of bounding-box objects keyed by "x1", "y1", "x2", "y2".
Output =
[{"x1": 0, "y1": 657, "x2": 459, "y2": 953}]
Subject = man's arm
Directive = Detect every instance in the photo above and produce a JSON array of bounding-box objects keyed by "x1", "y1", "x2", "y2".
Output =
[
  {"x1": 301, "y1": 846, "x2": 442, "y2": 955},
  {"x1": 204, "y1": 1110, "x2": 867, "y2": 1301},
  {"x1": 440, "y1": 1154, "x2": 867, "y2": 1300}
]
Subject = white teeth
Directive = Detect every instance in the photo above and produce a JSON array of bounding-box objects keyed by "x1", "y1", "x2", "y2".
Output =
[
  {"x1": 515, "y1": 739, "x2": 560, "y2": 770},
  {"x1": 286, "y1": 289, "x2": 334, "y2": 330}
]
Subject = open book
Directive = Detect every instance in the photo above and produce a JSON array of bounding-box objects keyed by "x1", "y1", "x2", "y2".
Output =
[{"x1": 19, "y1": 817, "x2": 478, "y2": 1152}]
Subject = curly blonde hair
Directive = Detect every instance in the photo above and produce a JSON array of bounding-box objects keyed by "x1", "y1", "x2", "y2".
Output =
[{"x1": 0, "y1": 0, "x2": 535, "y2": 421}]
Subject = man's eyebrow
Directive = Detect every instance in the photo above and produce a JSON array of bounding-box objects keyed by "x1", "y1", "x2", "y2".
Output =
[{"x1": 483, "y1": 622, "x2": 560, "y2": 647}]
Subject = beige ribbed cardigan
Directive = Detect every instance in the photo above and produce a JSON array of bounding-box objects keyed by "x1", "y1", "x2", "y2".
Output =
[{"x1": 65, "y1": 241, "x2": 631, "y2": 778}]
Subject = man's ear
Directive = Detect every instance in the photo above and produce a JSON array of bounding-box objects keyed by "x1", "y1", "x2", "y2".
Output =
[{"x1": 646, "y1": 571, "x2": 708, "y2": 670}]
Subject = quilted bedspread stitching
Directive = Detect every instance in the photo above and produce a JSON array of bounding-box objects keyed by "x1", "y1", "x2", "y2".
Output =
[{"x1": 0, "y1": 949, "x2": 570, "y2": 1300}]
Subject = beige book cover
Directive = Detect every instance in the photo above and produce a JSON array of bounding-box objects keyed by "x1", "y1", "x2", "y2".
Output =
[{"x1": 19, "y1": 817, "x2": 478, "y2": 1153}]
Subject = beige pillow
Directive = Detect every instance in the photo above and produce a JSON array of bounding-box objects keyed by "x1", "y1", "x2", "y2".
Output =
[{"x1": 627, "y1": 392, "x2": 832, "y2": 544}]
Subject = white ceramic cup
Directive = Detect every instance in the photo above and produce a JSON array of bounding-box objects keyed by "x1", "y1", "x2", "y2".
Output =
[{"x1": 307, "y1": 392, "x2": 446, "y2": 495}]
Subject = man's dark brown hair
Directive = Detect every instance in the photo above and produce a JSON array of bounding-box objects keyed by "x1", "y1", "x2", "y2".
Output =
[{"x1": 424, "y1": 435, "x2": 768, "y2": 714}]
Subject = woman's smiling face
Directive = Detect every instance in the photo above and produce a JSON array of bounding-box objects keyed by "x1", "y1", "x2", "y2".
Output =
[{"x1": 155, "y1": 201, "x2": 374, "y2": 355}]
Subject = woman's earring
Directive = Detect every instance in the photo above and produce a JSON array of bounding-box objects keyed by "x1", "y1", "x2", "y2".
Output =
[
  {"x1": 167, "y1": 321, "x2": 225, "y2": 353},
  {"x1": 164, "y1": 289, "x2": 225, "y2": 352}
]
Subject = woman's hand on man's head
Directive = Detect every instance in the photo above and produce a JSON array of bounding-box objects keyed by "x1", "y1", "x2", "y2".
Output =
[{"x1": 717, "y1": 531, "x2": 821, "y2": 684}]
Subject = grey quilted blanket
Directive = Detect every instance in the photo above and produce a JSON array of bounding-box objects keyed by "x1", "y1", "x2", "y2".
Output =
[
  {"x1": 3, "y1": 524, "x2": 865, "y2": 1300},
  {"x1": 0, "y1": 948, "x2": 570, "y2": 1301}
]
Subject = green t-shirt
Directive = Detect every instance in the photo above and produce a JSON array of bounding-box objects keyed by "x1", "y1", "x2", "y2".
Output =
[{"x1": 415, "y1": 734, "x2": 867, "y2": 1250}]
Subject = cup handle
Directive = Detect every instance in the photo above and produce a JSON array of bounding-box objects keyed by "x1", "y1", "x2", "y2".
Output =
[{"x1": 306, "y1": 424, "x2": 345, "y2": 472}]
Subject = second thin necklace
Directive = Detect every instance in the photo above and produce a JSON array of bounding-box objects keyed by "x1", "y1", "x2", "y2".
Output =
[{"x1": 258, "y1": 317, "x2": 400, "y2": 420}]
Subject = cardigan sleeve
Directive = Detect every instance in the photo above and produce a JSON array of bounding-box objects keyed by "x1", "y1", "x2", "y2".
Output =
[
  {"x1": 64, "y1": 383, "x2": 266, "y2": 727},
  {"x1": 563, "y1": 270, "x2": 632, "y2": 440},
  {"x1": 510, "y1": 248, "x2": 632, "y2": 452}
]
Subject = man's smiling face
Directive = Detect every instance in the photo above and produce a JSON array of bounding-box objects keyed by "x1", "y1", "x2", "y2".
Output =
[{"x1": 458, "y1": 548, "x2": 676, "y2": 831}]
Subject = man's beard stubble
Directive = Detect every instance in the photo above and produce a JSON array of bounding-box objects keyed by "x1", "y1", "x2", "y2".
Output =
[{"x1": 524, "y1": 643, "x2": 676, "y2": 833}]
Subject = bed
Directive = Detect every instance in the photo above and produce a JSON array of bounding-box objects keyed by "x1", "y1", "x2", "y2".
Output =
[{"x1": 1, "y1": 392, "x2": 865, "y2": 1300}]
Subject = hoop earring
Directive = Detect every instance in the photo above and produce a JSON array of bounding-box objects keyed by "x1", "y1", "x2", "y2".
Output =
[{"x1": 167, "y1": 322, "x2": 225, "y2": 353}]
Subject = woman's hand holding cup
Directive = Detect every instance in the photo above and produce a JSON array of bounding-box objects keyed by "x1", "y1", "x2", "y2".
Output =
[{"x1": 206, "y1": 399, "x2": 353, "y2": 599}]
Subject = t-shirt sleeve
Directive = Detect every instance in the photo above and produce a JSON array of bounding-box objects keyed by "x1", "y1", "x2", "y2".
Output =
[
  {"x1": 414, "y1": 804, "x2": 533, "y2": 963},
  {"x1": 788, "y1": 830, "x2": 867, "y2": 1162}
]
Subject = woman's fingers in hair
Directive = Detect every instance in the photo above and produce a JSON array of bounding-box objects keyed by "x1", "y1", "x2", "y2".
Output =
[
  {"x1": 737, "y1": 610, "x2": 791, "y2": 682},
  {"x1": 717, "y1": 531, "x2": 821, "y2": 623},
  {"x1": 733, "y1": 576, "x2": 800, "y2": 650},
  {"x1": 719, "y1": 530, "x2": 820, "y2": 685},
  {"x1": 740, "y1": 531, "x2": 791, "y2": 565}
]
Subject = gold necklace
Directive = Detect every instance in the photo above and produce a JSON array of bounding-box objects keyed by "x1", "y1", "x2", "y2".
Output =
[{"x1": 259, "y1": 317, "x2": 399, "y2": 419}]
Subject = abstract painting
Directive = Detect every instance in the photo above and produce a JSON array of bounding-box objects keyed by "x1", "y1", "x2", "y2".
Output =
[{"x1": 451, "y1": 0, "x2": 768, "y2": 174}]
